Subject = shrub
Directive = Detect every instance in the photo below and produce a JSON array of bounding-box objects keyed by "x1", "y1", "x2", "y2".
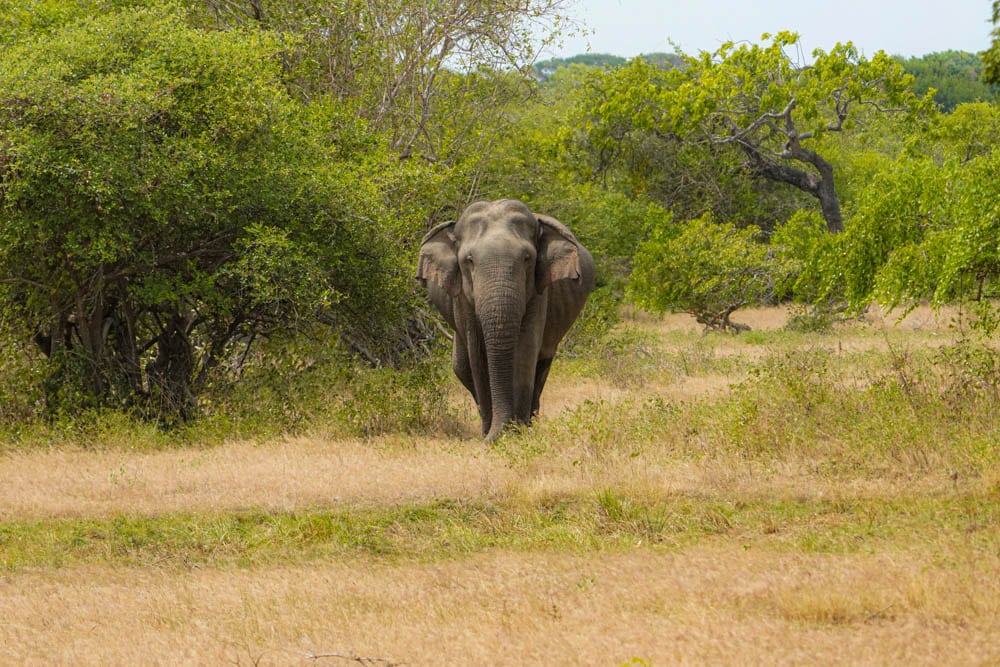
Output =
[{"x1": 629, "y1": 213, "x2": 790, "y2": 332}]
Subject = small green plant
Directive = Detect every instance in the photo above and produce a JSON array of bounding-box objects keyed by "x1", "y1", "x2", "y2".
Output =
[
  {"x1": 619, "y1": 658, "x2": 654, "y2": 667},
  {"x1": 565, "y1": 324, "x2": 667, "y2": 388},
  {"x1": 932, "y1": 339, "x2": 1000, "y2": 410},
  {"x1": 784, "y1": 304, "x2": 836, "y2": 333}
]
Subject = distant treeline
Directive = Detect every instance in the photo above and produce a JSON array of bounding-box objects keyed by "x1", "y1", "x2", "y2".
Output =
[
  {"x1": 896, "y1": 50, "x2": 1000, "y2": 110},
  {"x1": 533, "y1": 52, "x2": 683, "y2": 79},
  {"x1": 536, "y1": 50, "x2": 1000, "y2": 110}
]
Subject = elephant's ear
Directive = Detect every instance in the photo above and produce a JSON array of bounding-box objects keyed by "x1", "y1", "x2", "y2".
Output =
[
  {"x1": 535, "y1": 214, "x2": 583, "y2": 294},
  {"x1": 417, "y1": 221, "x2": 461, "y2": 297}
]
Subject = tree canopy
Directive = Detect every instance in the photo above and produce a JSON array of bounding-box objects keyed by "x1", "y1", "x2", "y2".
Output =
[
  {"x1": 0, "y1": 4, "x2": 419, "y2": 418},
  {"x1": 580, "y1": 32, "x2": 934, "y2": 233}
]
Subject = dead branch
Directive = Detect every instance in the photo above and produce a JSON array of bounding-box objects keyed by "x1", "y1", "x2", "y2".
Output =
[{"x1": 301, "y1": 650, "x2": 403, "y2": 666}]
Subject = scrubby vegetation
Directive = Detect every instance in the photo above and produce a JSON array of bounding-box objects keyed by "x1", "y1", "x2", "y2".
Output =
[{"x1": 3, "y1": 1, "x2": 1000, "y2": 663}]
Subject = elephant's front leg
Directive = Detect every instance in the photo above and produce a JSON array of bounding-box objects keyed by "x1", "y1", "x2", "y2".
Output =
[
  {"x1": 451, "y1": 335, "x2": 476, "y2": 402},
  {"x1": 465, "y1": 324, "x2": 494, "y2": 437},
  {"x1": 512, "y1": 298, "x2": 547, "y2": 424}
]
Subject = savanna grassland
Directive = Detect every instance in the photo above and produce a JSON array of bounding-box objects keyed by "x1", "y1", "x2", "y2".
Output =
[
  {"x1": 6, "y1": 4, "x2": 1000, "y2": 665},
  {"x1": 2, "y1": 306, "x2": 999, "y2": 666}
]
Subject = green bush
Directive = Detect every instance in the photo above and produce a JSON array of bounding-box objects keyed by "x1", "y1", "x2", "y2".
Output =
[
  {"x1": 336, "y1": 359, "x2": 466, "y2": 438},
  {"x1": 0, "y1": 3, "x2": 423, "y2": 420},
  {"x1": 0, "y1": 331, "x2": 44, "y2": 426},
  {"x1": 629, "y1": 213, "x2": 790, "y2": 332},
  {"x1": 783, "y1": 304, "x2": 836, "y2": 333}
]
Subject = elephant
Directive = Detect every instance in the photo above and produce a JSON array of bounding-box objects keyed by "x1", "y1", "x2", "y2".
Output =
[{"x1": 417, "y1": 199, "x2": 595, "y2": 442}]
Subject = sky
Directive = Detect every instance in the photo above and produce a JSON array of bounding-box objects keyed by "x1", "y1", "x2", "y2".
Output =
[{"x1": 550, "y1": 0, "x2": 995, "y2": 60}]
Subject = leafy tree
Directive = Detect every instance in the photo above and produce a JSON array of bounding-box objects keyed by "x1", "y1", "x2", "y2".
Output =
[
  {"x1": 559, "y1": 61, "x2": 798, "y2": 235},
  {"x1": 867, "y1": 152, "x2": 1000, "y2": 310},
  {"x1": 629, "y1": 214, "x2": 791, "y2": 332},
  {"x1": 929, "y1": 101, "x2": 1000, "y2": 163},
  {"x1": 817, "y1": 137, "x2": 1000, "y2": 334},
  {"x1": 188, "y1": 0, "x2": 573, "y2": 167},
  {"x1": 835, "y1": 158, "x2": 949, "y2": 308},
  {"x1": 728, "y1": 100, "x2": 1000, "y2": 323},
  {"x1": 584, "y1": 32, "x2": 935, "y2": 233},
  {"x1": 0, "y1": 4, "x2": 411, "y2": 419}
]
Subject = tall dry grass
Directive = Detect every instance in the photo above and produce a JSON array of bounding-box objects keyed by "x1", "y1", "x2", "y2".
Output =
[
  {"x1": 2, "y1": 306, "x2": 999, "y2": 665},
  {"x1": 3, "y1": 548, "x2": 998, "y2": 665}
]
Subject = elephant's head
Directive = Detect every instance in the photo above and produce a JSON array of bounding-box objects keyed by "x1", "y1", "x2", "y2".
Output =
[{"x1": 417, "y1": 199, "x2": 587, "y2": 439}]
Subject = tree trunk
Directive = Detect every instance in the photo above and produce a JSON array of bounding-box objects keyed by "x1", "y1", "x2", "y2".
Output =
[
  {"x1": 811, "y1": 153, "x2": 844, "y2": 234},
  {"x1": 147, "y1": 313, "x2": 196, "y2": 422},
  {"x1": 740, "y1": 144, "x2": 844, "y2": 233}
]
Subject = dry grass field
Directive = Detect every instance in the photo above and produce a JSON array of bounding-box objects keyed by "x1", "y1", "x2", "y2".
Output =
[{"x1": 2, "y1": 306, "x2": 1000, "y2": 665}]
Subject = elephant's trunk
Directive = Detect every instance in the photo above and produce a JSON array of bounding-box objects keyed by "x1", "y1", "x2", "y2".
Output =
[{"x1": 478, "y1": 276, "x2": 523, "y2": 443}]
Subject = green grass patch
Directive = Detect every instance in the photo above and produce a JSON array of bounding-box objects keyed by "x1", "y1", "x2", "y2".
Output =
[{"x1": 2, "y1": 492, "x2": 998, "y2": 571}]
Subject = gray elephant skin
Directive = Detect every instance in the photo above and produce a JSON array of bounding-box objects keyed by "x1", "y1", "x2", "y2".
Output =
[{"x1": 417, "y1": 199, "x2": 595, "y2": 442}]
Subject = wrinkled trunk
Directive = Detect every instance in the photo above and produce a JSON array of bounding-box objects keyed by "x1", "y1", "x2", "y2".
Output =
[
  {"x1": 484, "y1": 329, "x2": 517, "y2": 442},
  {"x1": 478, "y1": 276, "x2": 524, "y2": 443}
]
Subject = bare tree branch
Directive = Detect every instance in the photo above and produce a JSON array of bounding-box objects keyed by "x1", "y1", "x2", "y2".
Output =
[{"x1": 301, "y1": 649, "x2": 403, "y2": 666}]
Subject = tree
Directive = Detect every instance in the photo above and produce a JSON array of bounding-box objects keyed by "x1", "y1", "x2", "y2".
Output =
[
  {"x1": 0, "y1": 4, "x2": 410, "y2": 420},
  {"x1": 813, "y1": 124, "x2": 1000, "y2": 332},
  {"x1": 559, "y1": 61, "x2": 797, "y2": 235},
  {"x1": 584, "y1": 32, "x2": 934, "y2": 233},
  {"x1": 188, "y1": 0, "x2": 574, "y2": 166},
  {"x1": 930, "y1": 101, "x2": 1000, "y2": 163},
  {"x1": 629, "y1": 214, "x2": 791, "y2": 332},
  {"x1": 863, "y1": 152, "x2": 1000, "y2": 315}
]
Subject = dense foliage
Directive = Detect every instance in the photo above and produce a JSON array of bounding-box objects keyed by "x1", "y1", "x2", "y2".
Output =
[
  {"x1": 2, "y1": 1, "x2": 1000, "y2": 431},
  {"x1": 579, "y1": 32, "x2": 935, "y2": 234},
  {"x1": 0, "y1": 5, "x2": 421, "y2": 420}
]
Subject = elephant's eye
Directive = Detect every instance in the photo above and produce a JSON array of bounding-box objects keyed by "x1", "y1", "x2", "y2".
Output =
[{"x1": 464, "y1": 254, "x2": 474, "y2": 265}]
